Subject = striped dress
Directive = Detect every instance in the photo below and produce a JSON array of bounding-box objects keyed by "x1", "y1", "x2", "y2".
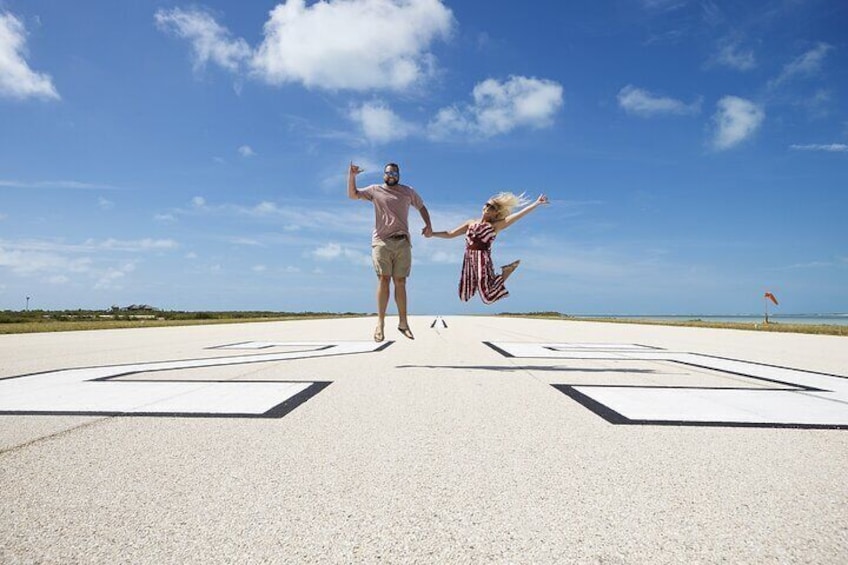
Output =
[{"x1": 459, "y1": 221, "x2": 509, "y2": 304}]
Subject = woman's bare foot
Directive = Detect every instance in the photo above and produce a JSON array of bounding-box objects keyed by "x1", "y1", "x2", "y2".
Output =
[{"x1": 501, "y1": 260, "x2": 521, "y2": 281}]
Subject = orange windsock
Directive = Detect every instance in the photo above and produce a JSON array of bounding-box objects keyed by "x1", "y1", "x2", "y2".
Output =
[{"x1": 764, "y1": 292, "x2": 779, "y2": 306}]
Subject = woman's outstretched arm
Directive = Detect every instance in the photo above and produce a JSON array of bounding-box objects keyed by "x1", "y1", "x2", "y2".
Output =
[
  {"x1": 497, "y1": 194, "x2": 549, "y2": 231},
  {"x1": 430, "y1": 219, "x2": 473, "y2": 239}
]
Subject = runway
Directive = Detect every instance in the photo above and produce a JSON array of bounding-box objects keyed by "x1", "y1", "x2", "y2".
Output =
[{"x1": 1, "y1": 316, "x2": 846, "y2": 563}]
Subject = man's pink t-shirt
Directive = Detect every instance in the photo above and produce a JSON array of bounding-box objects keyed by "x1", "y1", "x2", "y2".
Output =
[{"x1": 362, "y1": 183, "x2": 424, "y2": 243}]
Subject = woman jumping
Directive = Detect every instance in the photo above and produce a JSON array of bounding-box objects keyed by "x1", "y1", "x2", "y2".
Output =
[{"x1": 429, "y1": 192, "x2": 548, "y2": 304}]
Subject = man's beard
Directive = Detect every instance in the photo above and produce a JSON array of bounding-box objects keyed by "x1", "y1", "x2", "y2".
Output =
[{"x1": 386, "y1": 178, "x2": 399, "y2": 186}]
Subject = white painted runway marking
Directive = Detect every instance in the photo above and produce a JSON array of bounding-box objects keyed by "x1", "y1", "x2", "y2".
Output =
[
  {"x1": 488, "y1": 342, "x2": 848, "y2": 429},
  {"x1": 0, "y1": 341, "x2": 389, "y2": 418}
]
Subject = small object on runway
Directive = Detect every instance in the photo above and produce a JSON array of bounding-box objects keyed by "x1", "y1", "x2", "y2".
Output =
[{"x1": 430, "y1": 316, "x2": 448, "y2": 329}]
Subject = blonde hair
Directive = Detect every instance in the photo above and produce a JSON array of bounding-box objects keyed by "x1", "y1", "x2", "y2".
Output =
[{"x1": 488, "y1": 192, "x2": 530, "y2": 220}]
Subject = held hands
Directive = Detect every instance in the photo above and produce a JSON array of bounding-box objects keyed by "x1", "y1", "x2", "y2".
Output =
[
  {"x1": 349, "y1": 162, "x2": 363, "y2": 176},
  {"x1": 422, "y1": 226, "x2": 433, "y2": 238},
  {"x1": 536, "y1": 193, "x2": 549, "y2": 206}
]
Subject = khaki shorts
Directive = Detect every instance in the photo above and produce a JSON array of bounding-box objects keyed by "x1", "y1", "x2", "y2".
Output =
[{"x1": 372, "y1": 235, "x2": 412, "y2": 278}]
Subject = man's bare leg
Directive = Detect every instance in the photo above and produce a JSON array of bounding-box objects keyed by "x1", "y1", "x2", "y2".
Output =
[
  {"x1": 375, "y1": 275, "x2": 390, "y2": 341},
  {"x1": 394, "y1": 277, "x2": 413, "y2": 339}
]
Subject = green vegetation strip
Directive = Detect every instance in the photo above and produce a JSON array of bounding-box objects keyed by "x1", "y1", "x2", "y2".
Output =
[
  {"x1": 0, "y1": 311, "x2": 366, "y2": 335},
  {"x1": 498, "y1": 312, "x2": 848, "y2": 337}
]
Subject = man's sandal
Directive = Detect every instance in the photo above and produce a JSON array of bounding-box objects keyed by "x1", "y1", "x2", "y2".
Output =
[{"x1": 397, "y1": 326, "x2": 415, "y2": 340}]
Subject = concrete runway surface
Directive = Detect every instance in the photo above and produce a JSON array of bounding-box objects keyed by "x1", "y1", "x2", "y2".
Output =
[{"x1": 1, "y1": 315, "x2": 847, "y2": 563}]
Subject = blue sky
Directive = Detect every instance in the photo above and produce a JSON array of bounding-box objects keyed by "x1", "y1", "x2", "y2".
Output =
[{"x1": 1, "y1": 0, "x2": 846, "y2": 315}]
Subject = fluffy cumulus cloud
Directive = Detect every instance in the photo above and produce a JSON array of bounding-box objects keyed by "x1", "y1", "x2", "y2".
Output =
[
  {"x1": 157, "y1": 0, "x2": 454, "y2": 92},
  {"x1": 349, "y1": 101, "x2": 417, "y2": 143},
  {"x1": 710, "y1": 96, "x2": 765, "y2": 150},
  {"x1": 0, "y1": 12, "x2": 59, "y2": 100},
  {"x1": 617, "y1": 85, "x2": 701, "y2": 117},
  {"x1": 429, "y1": 76, "x2": 563, "y2": 139},
  {"x1": 252, "y1": 0, "x2": 454, "y2": 91},
  {"x1": 154, "y1": 7, "x2": 251, "y2": 72}
]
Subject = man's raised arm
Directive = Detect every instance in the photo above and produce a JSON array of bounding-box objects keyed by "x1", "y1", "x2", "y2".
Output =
[{"x1": 348, "y1": 162, "x2": 365, "y2": 200}]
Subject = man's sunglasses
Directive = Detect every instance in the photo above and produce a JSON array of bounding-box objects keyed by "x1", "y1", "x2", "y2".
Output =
[{"x1": 384, "y1": 171, "x2": 399, "y2": 178}]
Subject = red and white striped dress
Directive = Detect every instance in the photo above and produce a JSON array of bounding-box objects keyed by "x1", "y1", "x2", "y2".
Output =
[{"x1": 459, "y1": 221, "x2": 509, "y2": 304}]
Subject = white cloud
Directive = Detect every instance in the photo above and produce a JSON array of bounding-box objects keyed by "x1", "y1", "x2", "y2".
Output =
[
  {"x1": 790, "y1": 143, "x2": 848, "y2": 153},
  {"x1": 769, "y1": 42, "x2": 832, "y2": 88},
  {"x1": 97, "y1": 238, "x2": 178, "y2": 251},
  {"x1": 0, "y1": 12, "x2": 59, "y2": 100},
  {"x1": 94, "y1": 263, "x2": 136, "y2": 290},
  {"x1": 429, "y1": 76, "x2": 563, "y2": 140},
  {"x1": 1, "y1": 238, "x2": 176, "y2": 292},
  {"x1": 792, "y1": 88, "x2": 831, "y2": 119},
  {"x1": 311, "y1": 242, "x2": 369, "y2": 264},
  {"x1": 313, "y1": 242, "x2": 343, "y2": 259},
  {"x1": 426, "y1": 249, "x2": 460, "y2": 264},
  {"x1": 157, "y1": 1, "x2": 454, "y2": 92},
  {"x1": 234, "y1": 202, "x2": 372, "y2": 235},
  {"x1": 228, "y1": 237, "x2": 261, "y2": 246},
  {"x1": 238, "y1": 145, "x2": 255, "y2": 157},
  {"x1": 710, "y1": 37, "x2": 756, "y2": 71},
  {"x1": 251, "y1": 0, "x2": 454, "y2": 91},
  {"x1": 0, "y1": 179, "x2": 119, "y2": 190},
  {"x1": 710, "y1": 96, "x2": 765, "y2": 151},
  {"x1": 192, "y1": 196, "x2": 206, "y2": 208},
  {"x1": 640, "y1": 0, "x2": 688, "y2": 10},
  {"x1": 98, "y1": 197, "x2": 114, "y2": 211},
  {"x1": 157, "y1": 197, "x2": 385, "y2": 238},
  {"x1": 154, "y1": 7, "x2": 251, "y2": 72},
  {"x1": 617, "y1": 85, "x2": 701, "y2": 117},
  {"x1": 0, "y1": 244, "x2": 91, "y2": 275},
  {"x1": 3, "y1": 238, "x2": 177, "y2": 255},
  {"x1": 253, "y1": 201, "x2": 278, "y2": 214},
  {"x1": 252, "y1": 264, "x2": 267, "y2": 272},
  {"x1": 349, "y1": 101, "x2": 417, "y2": 144}
]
